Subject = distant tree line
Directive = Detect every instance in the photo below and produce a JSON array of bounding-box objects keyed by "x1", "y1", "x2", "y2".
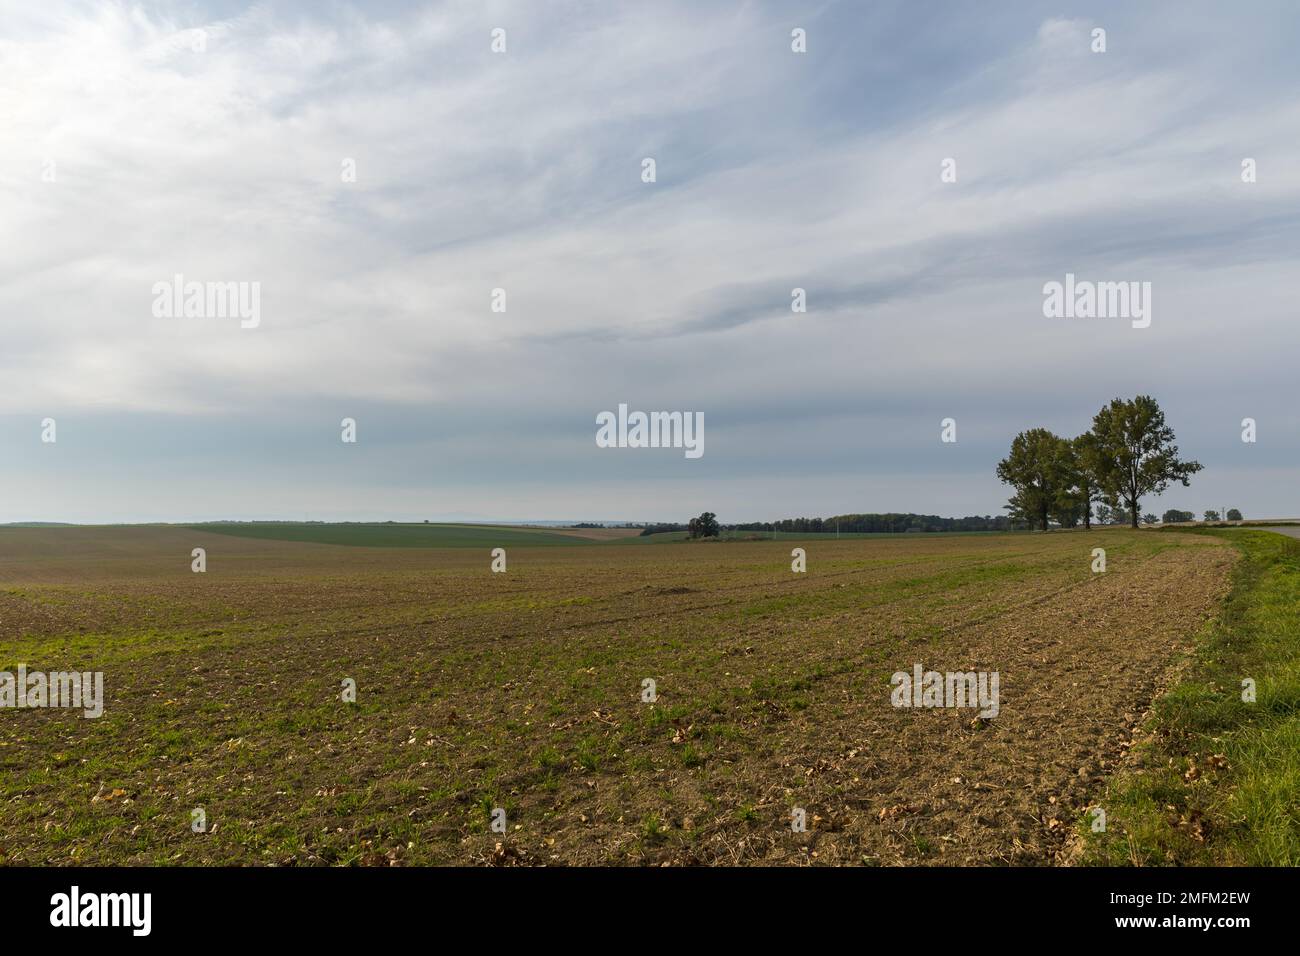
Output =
[
  {"x1": 642, "y1": 399, "x2": 1217, "y2": 538},
  {"x1": 631, "y1": 503, "x2": 1244, "y2": 537},
  {"x1": 729, "y1": 513, "x2": 1020, "y2": 533},
  {"x1": 1157, "y1": 508, "x2": 1244, "y2": 524},
  {"x1": 997, "y1": 395, "x2": 1202, "y2": 530},
  {"x1": 641, "y1": 512, "x2": 1025, "y2": 536}
]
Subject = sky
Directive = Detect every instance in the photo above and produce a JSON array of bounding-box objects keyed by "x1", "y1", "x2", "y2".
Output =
[{"x1": 2, "y1": 0, "x2": 1298, "y2": 524}]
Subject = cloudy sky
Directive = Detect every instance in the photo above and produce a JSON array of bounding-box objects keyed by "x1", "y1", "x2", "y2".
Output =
[{"x1": 2, "y1": 0, "x2": 1298, "y2": 524}]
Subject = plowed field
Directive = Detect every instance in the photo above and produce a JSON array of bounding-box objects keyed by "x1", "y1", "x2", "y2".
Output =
[{"x1": 0, "y1": 526, "x2": 1234, "y2": 865}]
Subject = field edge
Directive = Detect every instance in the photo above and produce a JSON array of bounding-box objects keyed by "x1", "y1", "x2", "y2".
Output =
[{"x1": 1078, "y1": 529, "x2": 1300, "y2": 866}]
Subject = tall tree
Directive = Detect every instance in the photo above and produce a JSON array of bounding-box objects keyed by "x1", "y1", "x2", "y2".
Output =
[
  {"x1": 1090, "y1": 396, "x2": 1203, "y2": 528},
  {"x1": 997, "y1": 428, "x2": 1073, "y2": 531}
]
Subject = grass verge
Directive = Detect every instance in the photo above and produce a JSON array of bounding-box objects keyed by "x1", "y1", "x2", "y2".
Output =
[{"x1": 1081, "y1": 529, "x2": 1300, "y2": 865}]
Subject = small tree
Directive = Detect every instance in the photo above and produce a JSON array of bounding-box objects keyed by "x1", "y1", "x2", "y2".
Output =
[
  {"x1": 1094, "y1": 503, "x2": 1114, "y2": 525},
  {"x1": 1204, "y1": 510, "x2": 1221, "y2": 523},
  {"x1": 688, "y1": 512, "x2": 720, "y2": 539},
  {"x1": 1090, "y1": 396, "x2": 1203, "y2": 528},
  {"x1": 1227, "y1": 508, "x2": 1243, "y2": 521},
  {"x1": 1142, "y1": 513, "x2": 1158, "y2": 525}
]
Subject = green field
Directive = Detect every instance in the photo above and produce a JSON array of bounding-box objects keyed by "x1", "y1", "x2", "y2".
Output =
[{"x1": 183, "y1": 522, "x2": 605, "y2": 548}]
